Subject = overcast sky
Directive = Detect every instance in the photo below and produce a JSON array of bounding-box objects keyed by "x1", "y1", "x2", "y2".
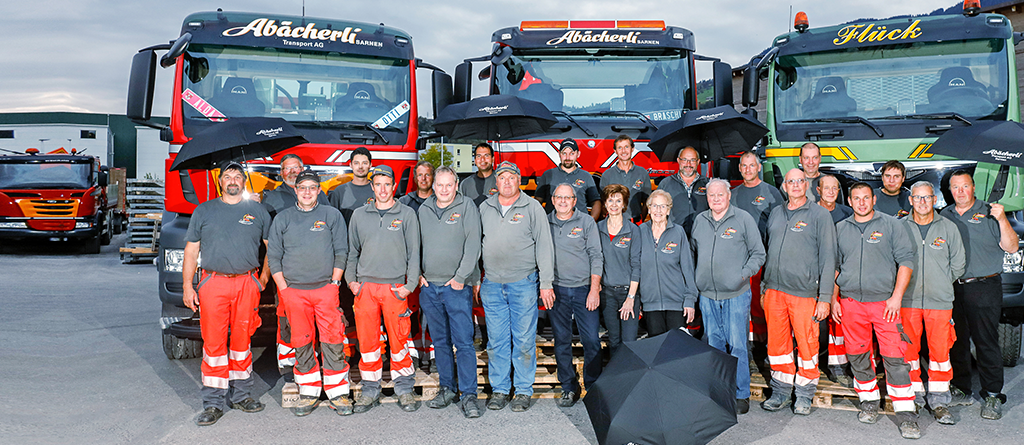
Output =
[{"x1": 0, "y1": 0, "x2": 953, "y2": 116}]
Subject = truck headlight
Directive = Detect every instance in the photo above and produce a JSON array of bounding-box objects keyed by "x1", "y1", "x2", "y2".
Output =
[
  {"x1": 164, "y1": 249, "x2": 185, "y2": 272},
  {"x1": 0, "y1": 222, "x2": 27, "y2": 228},
  {"x1": 75, "y1": 222, "x2": 91, "y2": 228},
  {"x1": 1004, "y1": 247, "x2": 1024, "y2": 273}
]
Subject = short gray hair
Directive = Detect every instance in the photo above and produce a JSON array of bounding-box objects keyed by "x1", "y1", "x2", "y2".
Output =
[
  {"x1": 553, "y1": 182, "x2": 576, "y2": 199},
  {"x1": 280, "y1": 154, "x2": 302, "y2": 166},
  {"x1": 706, "y1": 178, "x2": 731, "y2": 194},
  {"x1": 909, "y1": 180, "x2": 935, "y2": 195},
  {"x1": 647, "y1": 189, "x2": 673, "y2": 208},
  {"x1": 434, "y1": 166, "x2": 459, "y2": 185}
]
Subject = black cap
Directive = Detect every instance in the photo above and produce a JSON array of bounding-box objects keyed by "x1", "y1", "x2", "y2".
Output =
[
  {"x1": 372, "y1": 165, "x2": 394, "y2": 179},
  {"x1": 559, "y1": 138, "x2": 579, "y2": 152},
  {"x1": 221, "y1": 161, "x2": 245, "y2": 176},
  {"x1": 295, "y1": 169, "x2": 319, "y2": 186}
]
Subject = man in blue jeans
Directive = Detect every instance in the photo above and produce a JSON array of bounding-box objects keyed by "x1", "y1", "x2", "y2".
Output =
[
  {"x1": 690, "y1": 179, "x2": 766, "y2": 415},
  {"x1": 479, "y1": 161, "x2": 556, "y2": 412},
  {"x1": 416, "y1": 166, "x2": 483, "y2": 418},
  {"x1": 547, "y1": 183, "x2": 604, "y2": 407}
]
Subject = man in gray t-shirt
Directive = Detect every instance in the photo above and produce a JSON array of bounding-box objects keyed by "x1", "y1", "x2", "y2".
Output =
[
  {"x1": 460, "y1": 142, "x2": 498, "y2": 206},
  {"x1": 536, "y1": 138, "x2": 601, "y2": 219},
  {"x1": 328, "y1": 148, "x2": 375, "y2": 224},
  {"x1": 182, "y1": 163, "x2": 271, "y2": 426}
]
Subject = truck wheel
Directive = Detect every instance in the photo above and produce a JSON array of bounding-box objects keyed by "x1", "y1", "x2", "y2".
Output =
[
  {"x1": 162, "y1": 331, "x2": 203, "y2": 360},
  {"x1": 84, "y1": 235, "x2": 101, "y2": 254},
  {"x1": 999, "y1": 322, "x2": 1022, "y2": 367}
]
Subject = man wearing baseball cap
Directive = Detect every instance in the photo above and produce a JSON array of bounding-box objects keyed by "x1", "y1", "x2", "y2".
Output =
[
  {"x1": 346, "y1": 165, "x2": 422, "y2": 413},
  {"x1": 536, "y1": 138, "x2": 602, "y2": 220},
  {"x1": 268, "y1": 170, "x2": 352, "y2": 416}
]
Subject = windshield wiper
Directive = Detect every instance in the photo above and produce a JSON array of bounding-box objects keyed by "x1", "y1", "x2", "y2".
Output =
[
  {"x1": 876, "y1": 113, "x2": 973, "y2": 126},
  {"x1": 785, "y1": 116, "x2": 884, "y2": 138},
  {"x1": 570, "y1": 110, "x2": 660, "y2": 131},
  {"x1": 311, "y1": 121, "x2": 390, "y2": 144},
  {"x1": 550, "y1": 111, "x2": 596, "y2": 137}
]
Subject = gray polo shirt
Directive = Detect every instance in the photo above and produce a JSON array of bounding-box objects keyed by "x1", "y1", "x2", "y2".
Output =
[
  {"x1": 940, "y1": 199, "x2": 1006, "y2": 278},
  {"x1": 875, "y1": 187, "x2": 911, "y2": 218},
  {"x1": 764, "y1": 199, "x2": 837, "y2": 301},
  {"x1": 902, "y1": 213, "x2": 966, "y2": 310},
  {"x1": 267, "y1": 203, "x2": 347, "y2": 289},
  {"x1": 548, "y1": 210, "x2": 603, "y2": 288},
  {"x1": 600, "y1": 163, "x2": 651, "y2": 222},
  {"x1": 835, "y1": 212, "x2": 915, "y2": 303},
  {"x1": 328, "y1": 181, "x2": 375, "y2": 224},
  {"x1": 597, "y1": 219, "x2": 641, "y2": 287},
  {"x1": 185, "y1": 198, "x2": 271, "y2": 275},
  {"x1": 637, "y1": 220, "x2": 698, "y2": 311},
  {"x1": 690, "y1": 206, "x2": 766, "y2": 300},
  {"x1": 731, "y1": 181, "x2": 785, "y2": 240},
  {"x1": 656, "y1": 174, "x2": 709, "y2": 233},
  {"x1": 418, "y1": 193, "x2": 481, "y2": 286},
  {"x1": 460, "y1": 172, "x2": 497, "y2": 207},
  {"x1": 537, "y1": 167, "x2": 600, "y2": 214},
  {"x1": 345, "y1": 202, "x2": 420, "y2": 293},
  {"x1": 262, "y1": 183, "x2": 328, "y2": 217},
  {"x1": 479, "y1": 192, "x2": 555, "y2": 288}
]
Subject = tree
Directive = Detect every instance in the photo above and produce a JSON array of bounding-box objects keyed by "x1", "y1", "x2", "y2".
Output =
[{"x1": 420, "y1": 144, "x2": 453, "y2": 168}]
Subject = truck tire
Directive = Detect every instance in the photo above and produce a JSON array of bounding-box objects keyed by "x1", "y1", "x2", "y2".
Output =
[
  {"x1": 999, "y1": 323, "x2": 1021, "y2": 367},
  {"x1": 101, "y1": 217, "x2": 112, "y2": 245},
  {"x1": 162, "y1": 331, "x2": 203, "y2": 360},
  {"x1": 84, "y1": 235, "x2": 101, "y2": 254}
]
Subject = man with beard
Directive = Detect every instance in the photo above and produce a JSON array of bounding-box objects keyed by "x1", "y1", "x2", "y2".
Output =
[
  {"x1": 329, "y1": 147, "x2": 375, "y2": 224},
  {"x1": 460, "y1": 142, "x2": 498, "y2": 206},
  {"x1": 182, "y1": 162, "x2": 271, "y2": 426},
  {"x1": 656, "y1": 146, "x2": 708, "y2": 234},
  {"x1": 400, "y1": 160, "x2": 435, "y2": 212},
  {"x1": 536, "y1": 138, "x2": 602, "y2": 220}
]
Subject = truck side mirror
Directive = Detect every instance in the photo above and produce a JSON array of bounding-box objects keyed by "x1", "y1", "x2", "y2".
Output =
[
  {"x1": 98, "y1": 171, "x2": 109, "y2": 188},
  {"x1": 127, "y1": 50, "x2": 157, "y2": 121},
  {"x1": 432, "y1": 71, "x2": 453, "y2": 117},
  {"x1": 454, "y1": 61, "x2": 472, "y2": 103},
  {"x1": 712, "y1": 61, "x2": 734, "y2": 107},
  {"x1": 742, "y1": 65, "x2": 760, "y2": 107}
]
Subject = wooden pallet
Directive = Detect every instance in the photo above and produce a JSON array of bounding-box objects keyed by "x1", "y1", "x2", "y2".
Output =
[{"x1": 749, "y1": 371, "x2": 894, "y2": 413}]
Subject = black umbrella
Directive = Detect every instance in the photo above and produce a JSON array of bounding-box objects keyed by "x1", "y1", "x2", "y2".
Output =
[
  {"x1": 927, "y1": 121, "x2": 1024, "y2": 168},
  {"x1": 648, "y1": 105, "x2": 768, "y2": 162},
  {"x1": 433, "y1": 94, "x2": 557, "y2": 141},
  {"x1": 584, "y1": 329, "x2": 737, "y2": 445},
  {"x1": 170, "y1": 117, "x2": 307, "y2": 171}
]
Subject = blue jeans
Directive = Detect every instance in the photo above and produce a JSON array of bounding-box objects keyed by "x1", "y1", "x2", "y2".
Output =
[
  {"x1": 420, "y1": 281, "x2": 477, "y2": 396},
  {"x1": 700, "y1": 290, "x2": 752, "y2": 399},
  {"x1": 551, "y1": 285, "x2": 602, "y2": 391},
  {"x1": 480, "y1": 272, "x2": 539, "y2": 396}
]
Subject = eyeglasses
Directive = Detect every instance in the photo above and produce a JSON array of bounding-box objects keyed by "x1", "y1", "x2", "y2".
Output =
[
  {"x1": 297, "y1": 185, "x2": 319, "y2": 192},
  {"x1": 650, "y1": 204, "x2": 669, "y2": 210},
  {"x1": 820, "y1": 186, "x2": 839, "y2": 192},
  {"x1": 784, "y1": 178, "x2": 807, "y2": 185},
  {"x1": 679, "y1": 158, "x2": 699, "y2": 164},
  {"x1": 910, "y1": 195, "x2": 934, "y2": 201},
  {"x1": 552, "y1": 195, "x2": 575, "y2": 201}
]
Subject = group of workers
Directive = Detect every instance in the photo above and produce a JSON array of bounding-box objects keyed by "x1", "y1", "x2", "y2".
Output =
[{"x1": 181, "y1": 137, "x2": 1016, "y2": 441}]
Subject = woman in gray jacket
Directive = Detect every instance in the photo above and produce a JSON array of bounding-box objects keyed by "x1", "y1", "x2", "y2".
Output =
[
  {"x1": 597, "y1": 184, "x2": 642, "y2": 355},
  {"x1": 637, "y1": 189, "x2": 698, "y2": 336}
]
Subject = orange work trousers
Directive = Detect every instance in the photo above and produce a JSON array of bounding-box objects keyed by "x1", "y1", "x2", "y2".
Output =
[
  {"x1": 749, "y1": 269, "x2": 767, "y2": 343},
  {"x1": 764, "y1": 289, "x2": 820, "y2": 389},
  {"x1": 281, "y1": 284, "x2": 350, "y2": 399},
  {"x1": 353, "y1": 282, "x2": 415, "y2": 387},
  {"x1": 901, "y1": 307, "x2": 956, "y2": 401},
  {"x1": 197, "y1": 271, "x2": 262, "y2": 390}
]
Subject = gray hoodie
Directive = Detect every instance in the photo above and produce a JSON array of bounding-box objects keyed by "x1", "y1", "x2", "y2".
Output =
[
  {"x1": 267, "y1": 203, "x2": 347, "y2": 289},
  {"x1": 835, "y1": 212, "x2": 915, "y2": 303},
  {"x1": 548, "y1": 209, "x2": 603, "y2": 288},
  {"x1": 418, "y1": 193, "x2": 481, "y2": 286},
  {"x1": 345, "y1": 201, "x2": 420, "y2": 293},
  {"x1": 638, "y1": 220, "x2": 698, "y2": 310},
  {"x1": 902, "y1": 213, "x2": 966, "y2": 310},
  {"x1": 690, "y1": 206, "x2": 766, "y2": 300},
  {"x1": 479, "y1": 192, "x2": 555, "y2": 288},
  {"x1": 764, "y1": 199, "x2": 837, "y2": 301}
]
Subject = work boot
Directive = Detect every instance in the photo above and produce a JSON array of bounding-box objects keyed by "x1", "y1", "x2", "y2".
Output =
[
  {"x1": 461, "y1": 394, "x2": 482, "y2": 418},
  {"x1": 736, "y1": 398, "x2": 750, "y2": 415},
  {"x1": 230, "y1": 397, "x2": 265, "y2": 413},
  {"x1": 353, "y1": 392, "x2": 381, "y2": 414},
  {"x1": 981, "y1": 396, "x2": 1003, "y2": 420},
  {"x1": 948, "y1": 386, "x2": 974, "y2": 406},
  {"x1": 510, "y1": 394, "x2": 531, "y2": 412},
  {"x1": 858, "y1": 401, "x2": 880, "y2": 424},
  {"x1": 829, "y1": 365, "x2": 853, "y2": 388},
  {"x1": 194, "y1": 407, "x2": 224, "y2": 426},
  {"x1": 328, "y1": 395, "x2": 353, "y2": 416},
  {"x1": 487, "y1": 392, "x2": 509, "y2": 410},
  {"x1": 793, "y1": 397, "x2": 812, "y2": 415},
  {"x1": 760, "y1": 391, "x2": 792, "y2": 412},
  {"x1": 398, "y1": 392, "x2": 421, "y2": 412},
  {"x1": 931, "y1": 405, "x2": 955, "y2": 425},
  {"x1": 428, "y1": 387, "x2": 458, "y2": 409},
  {"x1": 290, "y1": 395, "x2": 319, "y2": 417},
  {"x1": 899, "y1": 421, "x2": 922, "y2": 439},
  {"x1": 557, "y1": 390, "x2": 578, "y2": 407}
]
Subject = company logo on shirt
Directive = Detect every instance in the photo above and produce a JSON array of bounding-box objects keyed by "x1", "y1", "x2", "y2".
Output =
[
  {"x1": 867, "y1": 231, "x2": 884, "y2": 244},
  {"x1": 790, "y1": 221, "x2": 808, "y2": 232},
  {"x1": 896, "y1": 209, "x2": 910, "y2": 218},
  {"x1": 509, "y1": 213, "x2": 525, "y2": 224},
  {"x1": 695, "y1": 186, "x2": 707, "y2": 195},
  {"x1": 752, "y1": 195, "x2": 766, "y2": 206},
  {"x1": 661, "y1": 242, "x2": 678, "y2": 253},
  {"x1": 387, "y1": 219, "x2": 403, "y2": 231},
  {"x1": 721, "y1": 228, "x2": 737, "y2": 239},
  {"x1": 488, "y1": 188, "x2": 498, "y2": 196},
  {"x1": 310, "y1": 220, "x2": 327, "y2": 231},
  {"x1": 573, "y1": 178, "x2": 586, "y2": 188},
  {"x1": 930, "y1": 237, "x2": 947, "y2": 250},
  {"x1": 632, "y1": 179, "x2": 644, "y2": 190},
  {"x1": 445, "y1": 213, "x2": 462, "y2": 224},
  {"x1": 614, "y1": 236, "x2": 631, "y2": 248},
  {"x1": 238, "y1": 214, "x2": 256, "y2": 225},
  {"x1": 969, "y1": 212, "x2": 986, "y2": 224},
  {"x1": 567, "y1": 227, "x2": 583, "y2": 239},
  {"x1": 366, "y1": 197, "x2": 376, "y2": 205}
]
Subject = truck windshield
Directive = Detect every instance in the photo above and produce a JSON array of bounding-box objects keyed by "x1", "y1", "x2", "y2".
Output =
[
  {"x1": 494, "y1": 49, "x2": 690, "y2": 121},
  {"x1": 774, "y1": 39, "x2": 1009, "y2": 122},
  {"x1": 181, "y1": 44, "x2": 412, "y2": 131},
  {"x1": 0, "y1": 162, "x2": 92, "y2": 189}
]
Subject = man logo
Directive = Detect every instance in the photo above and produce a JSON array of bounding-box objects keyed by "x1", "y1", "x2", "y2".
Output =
[
  {"x1": 822, "y1": 84, "x2": 837, "y2": 94},
  {"x1": 949, "y1": 78, "x2": 966, "y2": 87}
]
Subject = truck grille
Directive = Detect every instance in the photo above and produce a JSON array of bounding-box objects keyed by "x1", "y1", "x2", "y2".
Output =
[{"x1": 17, "y1": 199, "x2": 79, "y2": 217}]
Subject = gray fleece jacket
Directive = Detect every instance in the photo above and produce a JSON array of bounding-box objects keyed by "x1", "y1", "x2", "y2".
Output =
[
  {"x1": 548, "y1": 209, "x2": 603, "y2": 288},
  {"x1": 902, "y1": 213, "x2": 966, "y2": 310},
  {"x1": 638, "y1": 220, "x2": 698, "y2": 310},
  {"x1": 267, "y1": 203, "x2": 347, "y2": 289},
  {"x1": 835, "y1": 212, "x2": 915, "y2": 303},
  {"x1": 418, "y1": 193, "x2": 482, "y2": 286},
  {"x1": 345, "y1": 201, "x2": 420, "y2": 293},
  {"x1": 764, "y1": 199, "x2": 837, "y2": 301},
  {"x1": 479, "y1": 192, "x2": 555, "y2": 288},
  {"x1": 690, "y1": 206, "x2": 766, "y2": 300}
]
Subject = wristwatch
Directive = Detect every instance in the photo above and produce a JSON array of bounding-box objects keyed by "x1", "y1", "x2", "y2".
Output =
[
  {"x1": 331, "y1": 280, "x2": 343, "y2": 286},
  {"x1": 626, "y1": 295, "x2": 635, "y2": 299}
]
